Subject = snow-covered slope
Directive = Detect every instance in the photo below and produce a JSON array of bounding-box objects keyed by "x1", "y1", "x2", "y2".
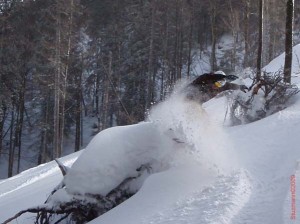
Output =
[
  {"x1": 1, "y1": 93, "x2": 300, "y2": 224},
  {"x1": 0, "y1": 152, "x2": 80, "y2": 223},
  {"x1": 264, "y1": 44, "x2": 300, "y2": 74},
  {"x1": 87, "y1": 89, "x2": 300, "y2": 224},
  {"x1": 1, "y1": 47, "x2": 300, "y2": 224}
]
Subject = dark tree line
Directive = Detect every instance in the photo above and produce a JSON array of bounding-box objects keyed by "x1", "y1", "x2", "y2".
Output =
[{"x1": 0, "y1": 0, "x2": 298, "y2": 177}]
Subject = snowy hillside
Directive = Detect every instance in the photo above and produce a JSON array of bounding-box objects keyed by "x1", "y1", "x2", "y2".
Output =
[{"x1": 1, "y1": 46, "x2": 300, "y2": 224}]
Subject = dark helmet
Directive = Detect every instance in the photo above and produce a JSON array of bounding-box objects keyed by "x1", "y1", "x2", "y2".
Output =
[
  {"x1": 213, "y1": 71, "x2": 239, "y2": 84},
  {"x1": 191, "y1": 71, "x2": 226, "y2": 86}
]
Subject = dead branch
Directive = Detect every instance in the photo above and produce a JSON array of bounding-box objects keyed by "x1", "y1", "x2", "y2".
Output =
[
  {"x1": 54, "y1": 159, "x2": 68, "y2": 176},
  {"x1": 229, "y1": 70, "x2": 299, "y2": 125},
  {"x1": 2, "y1": 206, "x2": 76, "y2": 224}
]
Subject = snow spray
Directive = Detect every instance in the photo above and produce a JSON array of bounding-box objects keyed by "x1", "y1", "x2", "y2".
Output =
[{"x1": 147, "y1": 79, "x2": 238, "y2": 175}]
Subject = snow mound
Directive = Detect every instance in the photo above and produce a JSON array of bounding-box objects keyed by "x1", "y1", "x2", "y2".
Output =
[
  {"x1": 64, "y1": 122, "x2": 174, "y2": 196},
  {"x1": 65, "y1": 80, "x2": 238, "y2": 197}
]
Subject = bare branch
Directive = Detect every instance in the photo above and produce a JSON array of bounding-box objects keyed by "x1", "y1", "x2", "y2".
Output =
[{"x1": 54, "y1": 158, "x2": 68, "y2": 176}]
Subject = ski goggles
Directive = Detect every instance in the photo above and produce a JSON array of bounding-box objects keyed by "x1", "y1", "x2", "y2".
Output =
[{"x1": 214, "y1": 80, "x2": 226, "y2": 88}]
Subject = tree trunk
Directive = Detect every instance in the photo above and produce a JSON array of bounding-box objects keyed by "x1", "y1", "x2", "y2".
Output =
[
  {"x1": 101, "y1": 51, "x2": 112, "y2": 130},
  {"x1": 187, "y1": 2, "x2": 194, "y2": 78},
  {"x1": 0, "y1": 115, "x2": 3, "y2": 158},
  {"x1": 268, "y1": 29, "x2": 275, "y2": 63},
  {"x1": 95, "y1": 54, "x2": 101, "y2": 131},
  {"x1": 256, "y1": 0, "x2": 264, "y2": 80},
  {"x1": 16, "y1": 72, "x2": 27, "y2": 173},
  {"x1": 53, "y1": 0, "x2": 75, "y2": 158},
  {"x1": 178, "y1": 5, "x2": 183, "y2": 80},
  {"x1": 75, "y1": 56, "x2": 83, "y2": 152},
  {"x1": 172, "y1": 0, "x2": 179, "y2": 85},
  {"x1": 8, "y1": 106, "x2": 15, "y2": 177},
  {"x1": 147, "y1": 0, "x2": 155, "y2": 109},
  {"x1": 53, "y1": 11, "x2": 61, "y2": 159},
  {"x1": 38, "y1": 93, "x2": 50, "y2": 165},
  {"x1": 243, "y1": 0, "x2": 250, "y2": 68},
  {"x1": 0, "y1": 104, "x2": 7, "y2": 158},
  {"x1": 284, "y1": 0, "x2": 294, "y2": 83},
  {"x1": 58, "y1": 0, "x2": 74, "y2": 156},
  {"x1": 38, "y1": 128, "x2": 47, "y2": 165},
  {"x1": 210, "y1": 1, "x2": 217, "y2": 71},
  {"x1": 75, "y1": 91, "x2": 81, "y2": 152},
  {"x1": 161, "y1": 2, "x2": 170, "y2": 99}
]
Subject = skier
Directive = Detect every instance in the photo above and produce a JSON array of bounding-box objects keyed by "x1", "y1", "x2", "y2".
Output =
[{"x1": 186, "y1": 71, "x2": 248, "y2": 103}]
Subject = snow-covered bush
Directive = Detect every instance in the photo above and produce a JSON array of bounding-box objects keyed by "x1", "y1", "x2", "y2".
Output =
[
  {"x1": 32, "y1": 163, "x2": 150, "y2": 224},
  {"x1": 228, "y1": 71, "x2": 299, "y2": 125},
  {"x1": 32, "y1": 122, "x2": 174, "y2": 223}
]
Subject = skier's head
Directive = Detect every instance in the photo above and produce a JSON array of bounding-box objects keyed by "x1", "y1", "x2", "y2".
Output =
[
  {"x1": 213, "y1": 79, "x2": 226, "y2": 88},
  {"x1": 213, "y1": 71, "x2": 226, "y2": 88}
]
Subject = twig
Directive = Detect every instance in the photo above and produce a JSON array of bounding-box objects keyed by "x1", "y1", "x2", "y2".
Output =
[{"x1": 54, "y1": 159, "x2": 68, "y2": 176}]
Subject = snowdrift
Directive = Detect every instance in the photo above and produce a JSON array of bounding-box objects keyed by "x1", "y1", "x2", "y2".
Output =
[{"x1": 64, "y1": 122, "x2": 173, "y2": 196}]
